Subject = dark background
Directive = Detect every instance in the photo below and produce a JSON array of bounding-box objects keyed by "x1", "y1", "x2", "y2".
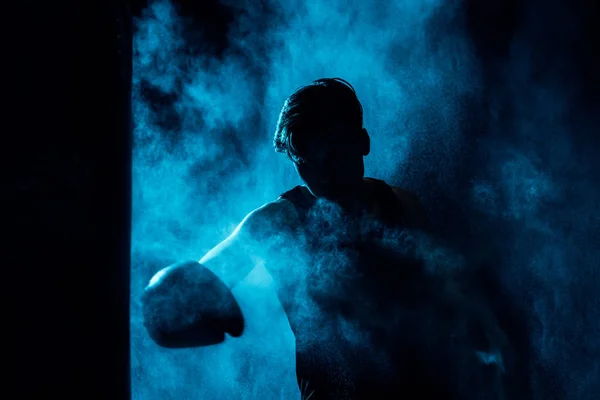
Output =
[{"x1": 6, "y1": 0, "x2": 599, "y2": 398}]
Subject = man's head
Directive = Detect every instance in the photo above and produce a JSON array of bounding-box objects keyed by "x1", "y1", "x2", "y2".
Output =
[{"x1": 274, "y1": 78, "x2": 370, "y2": 200}]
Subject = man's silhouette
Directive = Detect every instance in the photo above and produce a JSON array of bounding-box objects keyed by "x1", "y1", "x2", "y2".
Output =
[{"x1": 142, "y1": 78, "x2": 512, "y2": 399}]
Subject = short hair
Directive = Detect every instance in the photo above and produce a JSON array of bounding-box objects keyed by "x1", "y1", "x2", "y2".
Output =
[{"x1": 273, "y1": 78, "x2": 364, "y2": 163}]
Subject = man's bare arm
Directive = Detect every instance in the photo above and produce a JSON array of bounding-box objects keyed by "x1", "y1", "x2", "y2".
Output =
[
  {"x1": 142, "y1": 197, "x2": 299, "y2": 348},
  {"x1": 199, "y1": 197, "x2": 299, "y2": 289}
]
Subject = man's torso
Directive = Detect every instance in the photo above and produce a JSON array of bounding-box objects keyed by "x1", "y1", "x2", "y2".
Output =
[
  {"x1": 193, "y1": 176, "x2": 517, "y2": 398},
  {"x1": 250, "y1": 178, "x2": 504, "y2": 399}
]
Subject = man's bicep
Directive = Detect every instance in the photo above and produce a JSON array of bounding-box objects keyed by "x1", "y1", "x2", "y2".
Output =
[
  {"x1": 199, "y1": 211, "x2": 264, "y2": 288},
  {"x1": 199, "y1": 199, "x2": 299, "y2": 289}
]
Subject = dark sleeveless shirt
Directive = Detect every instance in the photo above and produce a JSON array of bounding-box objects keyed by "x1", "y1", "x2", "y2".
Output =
[{"x1": 275, "y1": 179, "x2": 471, "y2": 399}]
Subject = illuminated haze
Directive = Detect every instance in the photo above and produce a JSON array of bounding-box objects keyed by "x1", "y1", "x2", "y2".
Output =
[{"x1": 131, "y1": 0, "x2": 600, "y2": 399}]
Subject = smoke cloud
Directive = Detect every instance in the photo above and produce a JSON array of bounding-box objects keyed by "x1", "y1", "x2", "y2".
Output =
[{"x1": 131, "y1": 0, "x2": 600, "y2": 398}]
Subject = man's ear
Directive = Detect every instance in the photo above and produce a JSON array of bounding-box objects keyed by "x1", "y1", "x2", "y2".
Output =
[{"x1": 361, "y1": 128, "x2": 370, "y2": 156}]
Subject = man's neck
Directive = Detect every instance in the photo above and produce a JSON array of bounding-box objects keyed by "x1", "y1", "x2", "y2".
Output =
[{"x1": 302, "y1": 180, "x2": 374, "y2": 214}]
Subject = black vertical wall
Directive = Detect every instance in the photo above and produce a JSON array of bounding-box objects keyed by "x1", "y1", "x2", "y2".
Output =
[{"x1": 6, "y1": 1, "x2": 132, "y2": 398}]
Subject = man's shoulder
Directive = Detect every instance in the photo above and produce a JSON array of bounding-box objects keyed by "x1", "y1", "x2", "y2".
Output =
[
  {"x1": 239, "y1": 197, "x2": 300, "y2": 237},
  {"x1": 365, "y1": 177, "x2": 421, "y2": 204},
  {"x1": 252, "y1": 196, "x2": 299, "y2": 218},
  {"x1": 388, "y1": 185, "x2": 422, "y2": 206},
  {"x1": 381, "y1": 182, "x2": 429, "y2": 230}
]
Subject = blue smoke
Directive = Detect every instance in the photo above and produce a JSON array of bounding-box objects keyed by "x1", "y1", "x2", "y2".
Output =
[
  {"x1": 131, "y1": 0, "x2": 600, "y2": 399},
  {"x1": 467, "y1": 2, "x2": 600, "y2": 397}
]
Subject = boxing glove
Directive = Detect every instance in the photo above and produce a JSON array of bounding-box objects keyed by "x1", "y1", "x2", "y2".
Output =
[{"x1": 142, "y1": 260, "x2": 244, "y2": 348}]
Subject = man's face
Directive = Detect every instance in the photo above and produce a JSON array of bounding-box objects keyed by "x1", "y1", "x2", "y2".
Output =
[{"x1": 294, "y1": 122, "x2": 368, "y2": 200}]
